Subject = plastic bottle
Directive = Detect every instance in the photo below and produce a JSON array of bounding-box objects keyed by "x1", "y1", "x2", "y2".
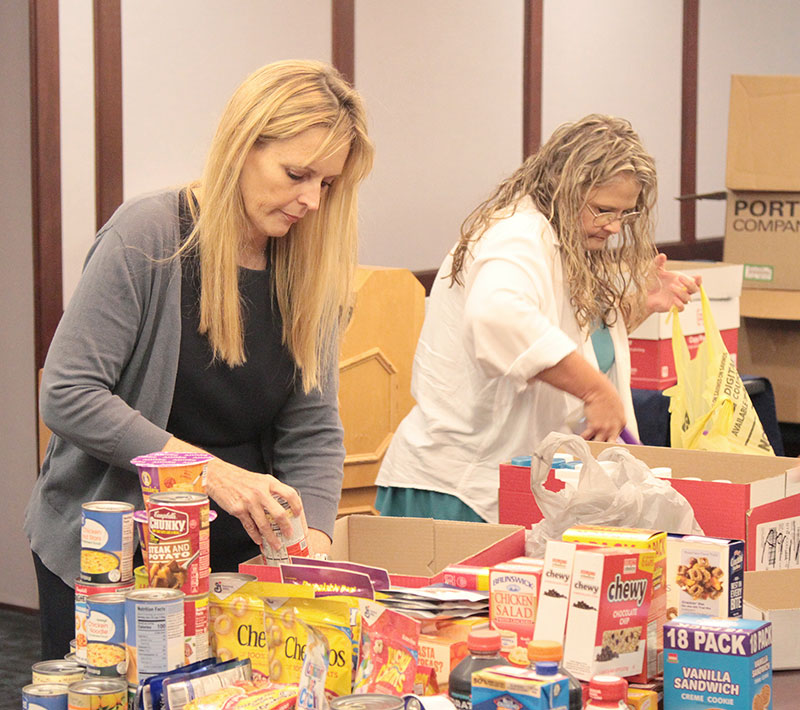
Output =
[
  {"x1": 526, "y1": 641, "x2": 582, "y2": 710},
  {"x1": 448, "y1": 629, "x2": 508, "y2": 710},
  {"x1": 585, "y1": 674, "x2": 628, "y2": 709}
]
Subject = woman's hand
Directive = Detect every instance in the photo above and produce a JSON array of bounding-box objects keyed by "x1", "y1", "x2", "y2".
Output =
[
  {"x1": 162, "y1": 437, "x2": 303, "y2": 552},
  {"x1": 646, "y1": 253, "x2": 702, "y2": 314}
]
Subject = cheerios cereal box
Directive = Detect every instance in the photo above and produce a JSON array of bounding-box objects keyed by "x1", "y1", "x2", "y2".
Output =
[
  {"x1": 562, "y1": 525, "x2": 666, "y2": 682},
  {"x1": 666, "y1": 534, "x2": 745, "y2": 620},
  {"x1": 562, "y1": 546, "x2": 654, "y2": 682},
  {"x1": 489, "y1": 559, "x2": 543, "y2": 666},
  {"x1": 664, "y1": 614, "x2": 772, "y2": 710}
]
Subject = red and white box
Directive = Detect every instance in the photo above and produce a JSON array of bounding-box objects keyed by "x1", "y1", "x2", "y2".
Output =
[
  {"x1": 489, "y1": 559, "x2": 543, "y2": 664},
  {"x1": 563, "y1": 546, "x2": 655, "y2": 682}
]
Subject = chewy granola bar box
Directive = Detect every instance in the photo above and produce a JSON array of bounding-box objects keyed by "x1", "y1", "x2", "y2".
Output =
[
  {"x1": 666, "y1": 534, "x2": 745, "y2": 620},
  {"x1": 562, "y1": 546, "x2": 654, "y2": 681},
  {"x1": 664, "y1": 614, "x2": 772, "y2": 710},
  {"x1": 562, "y1": 525, "x2": 666, "y2": 681}
]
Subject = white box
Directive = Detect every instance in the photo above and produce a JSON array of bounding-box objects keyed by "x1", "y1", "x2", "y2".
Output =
[
  {"x1": 532, "y1": 540, "x2": 576, "y2": 645},
  {"x1": 664, "y1": 261, "x2": 743, "y2": 300},
  {"x1": 743, "y1": 569, "x2": 800, "y2": 670}
]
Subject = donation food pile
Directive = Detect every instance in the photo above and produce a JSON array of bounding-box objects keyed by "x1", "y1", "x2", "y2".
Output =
[{"x1": 20, "y1": 451, "x2": 774, "y2": 710}]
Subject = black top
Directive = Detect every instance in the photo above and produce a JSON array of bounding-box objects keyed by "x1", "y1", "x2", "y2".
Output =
[{"x1": 167, "y1": 193, "x2": 296, "y2": 568}]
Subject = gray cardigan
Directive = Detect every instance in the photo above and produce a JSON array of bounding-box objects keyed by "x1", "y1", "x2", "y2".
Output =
[{"x1": 25, "y1": 189, "x2": 345, "y2": 586}]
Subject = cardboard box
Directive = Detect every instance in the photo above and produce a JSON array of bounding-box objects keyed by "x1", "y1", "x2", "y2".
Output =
[
  {"x1": 239, "y1": 515, "x2": 525, "y2": 588},
  {"x1": 498, "y1": 442, "x2": 800, "y2": 569},
  {"x1": 743, "y1": 569, "x2": 800, "y2": 670},
  {"x1": 664, "y1": 261, "x2": 743, "y2": 301},
  {"x1": 738, "y1": 289, "x2": 800, "y2": 422}
]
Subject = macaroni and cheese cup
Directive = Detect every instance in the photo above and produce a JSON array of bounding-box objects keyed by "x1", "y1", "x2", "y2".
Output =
[{"x1": 131, "y1": 451, "x2": 213, "y2": 507}]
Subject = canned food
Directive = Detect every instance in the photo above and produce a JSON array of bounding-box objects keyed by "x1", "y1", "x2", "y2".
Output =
[
  {"x1": 63, "y1": 653, "x2": 82, "y2": 666},
  {"x1": 127, "y1": 684, "x2": 138, "y2": 710},
  {"x1": 329, "y1": 694, "x2": 405, "y2": 710},
  {"x1": 259, "y1": 495, "x2": 310, "y2": 566},
  {"x1": 22, "y1": 682, "x2": 69, "y2": 710},
  {"x1": 147, "y1": 492, "x2": 210, "y2": 595},
  {"x1": 80, "y1": 502, "x2": 135, "y2": 584},
  {"x1": 31, "y1": 660, "x2": 85, "y2": 685},
  {"x1": 67, "y1": 678, "x2": 127, "y2": 710},
  {"x1": 125, "y1": 588, "x2": 185, "y2": 685},
  {"x1": 131, "y1": 451, "x2": 213, "y2": 506},
  {"x1": 184, "y1": 594, "x2": 210, "y2": 665},
  {"x1": 85, "y1": 593, "x2": 127, "y2": 677},
  {"x1": 135, "y1": 508, "x2": 217, "y2": 569},
  {"x1": 75, "y1": 579, "x2": 134, "y2": 665},
  {"x1": 134, "y1": 565, "x2": 149, "y2": 589}
]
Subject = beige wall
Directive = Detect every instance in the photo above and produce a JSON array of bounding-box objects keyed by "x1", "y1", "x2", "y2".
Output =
[{"x1": 0, "y1": 0, "x2": 39, "y2": 608}]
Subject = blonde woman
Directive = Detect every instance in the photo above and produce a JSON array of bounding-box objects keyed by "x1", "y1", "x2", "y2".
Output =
[
  {"x1": 26, "y1": 60, "x2": 373, "y2": 658},
  {"x1": 375, "y1": 114, "x2": 699, "y2": 524}
]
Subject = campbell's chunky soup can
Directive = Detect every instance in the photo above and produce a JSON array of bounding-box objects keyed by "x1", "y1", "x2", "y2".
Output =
[
  {"x1": 147, "y1": 492, "x2": 209, "y2": 595},
  {"x1": 131, "y1": 451, "x2": 213, "y2": 507},
  {"x1": 80, "y1": 502, "x2": 134, "y2": 584},
  {"x1": 67, "y1": 678, "x2": 127, "y2": 710},
  {"x1": 184, "y1": 593, "x2": 210, "y2": 665},
  {"x1": 23, "y1": 683, "x2": 69, "y2": 710},
  {"x1": 125, "y1": 588, "x2": 184, "y2": 685},
  {"x1": 31, "y1": 661, "x2": 84, "y2": 685},
  {"x1": 85, "y1": 593, "x2": 127, "y2": 677},
  {"x1": 74, "y1": 579, "x2": 134, "y2": 665}
]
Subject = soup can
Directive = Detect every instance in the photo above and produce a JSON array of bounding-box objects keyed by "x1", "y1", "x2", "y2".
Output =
[
  {"x1": 131, "y1": 451, "x2": 213, "y2": 507},
  {"x1": 125, "y1": 588, "x2": 184, "y2": 685},
  {"x1": 80, "y1": 501, "x2": 135, "y2": 584},
  {"x1": 184, "y1": 593, "x2": 210, "y2": 665},
  {"x1": 23, "y1": 683, "x2": 69, "y2": 710},
  {"x1": 67, "y1": 678, "x2": 127, "y2": 710},
  {"x1": 134, "y1": 565, "x2": 149, "y2": 589},
  {"x1": 259, "y1": 495, "x2": 310, "y2": 566},
  {"x1": 329, "y1": 695, "x2": 405, "y2": 710},
  {"x1": 31, "y1": 660, "x2": 84, "y2": 685},
  {"x1": 147, "y1": 492, "x2": 209, "y2": 595},
  {"x1": 85, "y1": 593, "x2": 127, "y2": 677},
  {"x1": 75, "y1": 579, "x2": 134, "y2": 665},
  {"x1": 135, "y1": 508, "x2": 217, "y2": 570}
]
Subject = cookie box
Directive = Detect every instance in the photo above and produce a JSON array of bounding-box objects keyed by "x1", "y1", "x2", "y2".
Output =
[
  {"x1": 666, "y1": 534, "x2": 745, "y2": 619},
  {"x1": 664, "y1": 614, "x2": 772, "y2": 710},
  {"x1": 562, "y1": 546, "x2": 655, "y2": 682}
]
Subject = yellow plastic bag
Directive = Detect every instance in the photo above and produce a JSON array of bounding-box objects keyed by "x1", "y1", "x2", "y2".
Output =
[{"x1": 664, "y1": 286, "x2": 774, "y2": 455}]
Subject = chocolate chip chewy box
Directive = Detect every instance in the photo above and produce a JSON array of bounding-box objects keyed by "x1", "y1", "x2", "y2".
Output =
[
  {"x1": 561, "y1": 546, "x2": 655, "y2": 681},
  {"x1": 664, "y1": 614, "x2": 772, "y2": 710}
]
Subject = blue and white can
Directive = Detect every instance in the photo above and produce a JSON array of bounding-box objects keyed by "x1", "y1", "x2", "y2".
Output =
[
  {"x1": 80, "y1": 501, "x2": 134, "y2": 584},
  {"x1": 85, "y1": 593, "x2": 127, "y2": 677},
  {"x1": 22, "y1": 683, "x2": 69, "y2": 710},
  {"x1": 125, "y1": 588, "x2": 184, "y2": 685}
]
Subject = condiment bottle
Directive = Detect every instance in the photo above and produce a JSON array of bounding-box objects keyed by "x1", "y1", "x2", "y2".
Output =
[
  {"x1": 448, "y1": 629, "x2": 507, "y2": 710},
  {"x1": 585, "y1": 674, "x2": 628, "y2": 709},
  {"x1": 526, "y1": 640, "x2": 582, "y2": 710}
]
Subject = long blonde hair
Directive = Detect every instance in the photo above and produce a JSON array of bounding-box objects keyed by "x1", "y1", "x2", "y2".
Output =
[
  {"x1": 450, "y1": 114, "x2": 657, "y2": 328},
  {"x1": 184, "y1": 60, "x2": 373, "y2": 392}
]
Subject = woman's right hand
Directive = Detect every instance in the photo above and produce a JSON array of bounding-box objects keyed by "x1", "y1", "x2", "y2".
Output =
[{"x1": 579, "y1": 377, "x2": 626, "y2": 442}]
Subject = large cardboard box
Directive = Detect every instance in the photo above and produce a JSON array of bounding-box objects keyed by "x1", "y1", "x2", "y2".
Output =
[
  {"x1": 743, "y1": 569, "x2": 800, "y2": 670},
  {"x1": 498, "y1": 442, "x2": 800, "y2": 569},
  {"x1": 239, "y1": 515, "x2": 525, "y2": 587},
  {"x1": 738, "y1": 289, "x2": 800, "y2": 423},
  {"x1": 723, "y1": 75, "x2": 800, "y2": 290}
]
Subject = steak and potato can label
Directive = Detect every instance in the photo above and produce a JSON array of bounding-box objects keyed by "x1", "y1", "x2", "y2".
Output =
[
  {"x1": 23, "y1": 683, "x2": 69, "y2": 710},
  {"x1": 85, "y1": 593, "x2": 127, "y2": 677},
  {"x1": 31, "y1": 661, "x2": 84, "y2": 685},
  {"x1": 147, "y1": 492, "x2": 209, "y2": 595},
  {"x1": 75, "y1": 579, "x2": 134, "y2": 665},
  {"x1": 124, "y1": 588, "x2": 184, "y2": 685},
  {"x1": 184, "y1": 594, "x2": 210, "y2": 665},
  {"x1": 67, "y1": 679, "x2": 127, "y2": 710},
  {"x1": 80, "y1": 502, "x2": 134, "y2": 584}
]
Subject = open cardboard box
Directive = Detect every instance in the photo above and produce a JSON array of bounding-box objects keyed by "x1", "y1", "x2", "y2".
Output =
[
  {"x1": 743, "y1": 569, "x2": 800, "y2": 670},
  {"x1": 498, "y1": 441, "x2": 800, "y2": 569},
  {"x1": 240, "y1": 515, "x2": 526, "y2": 587}
]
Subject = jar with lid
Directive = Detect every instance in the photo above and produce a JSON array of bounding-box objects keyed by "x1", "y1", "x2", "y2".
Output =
[
  {"x1": 585, "y1": 674, "x2": 628, "y2": 709},
  {"x1": 448, "y1": 629, "x2": 509, "y2": 710},
  {"x1": 526, "y1": 640, "x2": 582, "y2": 710}
]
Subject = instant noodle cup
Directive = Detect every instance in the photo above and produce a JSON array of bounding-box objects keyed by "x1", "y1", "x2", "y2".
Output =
[{"x1": 131, "y1": 451, "x2": 213, "y2": 506}]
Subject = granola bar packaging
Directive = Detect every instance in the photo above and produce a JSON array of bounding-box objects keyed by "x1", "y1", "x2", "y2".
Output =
[
  {"x1": 663, "y1": 614, "x2": 772, "y2": 710},
  {"x1": 666, "y1": 534, "x2": 744, "y2": 619},
  {"x1": 562, "y1": 546, "x2": 655, "y2": 681}
]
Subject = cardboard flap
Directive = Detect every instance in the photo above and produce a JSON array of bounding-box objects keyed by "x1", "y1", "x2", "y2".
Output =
[
  {"x1": 740, "y1": 289, "x2": 800, "y2": 320},
  {"x1": 744, "y1": 570, "x2": 800, "y2": 610}
]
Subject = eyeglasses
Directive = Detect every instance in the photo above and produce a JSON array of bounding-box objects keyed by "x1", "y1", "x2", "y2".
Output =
[{"x1": 586, "y1": 203, "x2": 641, "y2": 228}]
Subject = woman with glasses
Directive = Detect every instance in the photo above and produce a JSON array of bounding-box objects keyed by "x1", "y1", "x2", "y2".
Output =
[{"x1": 375, "y1": 113, "x2": 699, "y2": 524}]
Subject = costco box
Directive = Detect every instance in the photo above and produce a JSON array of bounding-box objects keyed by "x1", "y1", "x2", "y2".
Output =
[
  {"x1": 498, "y1": 442, "x2": 800, "y2": 569},
  {"x1": 240, "y1": 515, "x2": 525, "y2": 587},
  {"x1": 723, "y1": 74, "x2": 800, "y2": 290},
  {"x1": 738, "y1": 288, "x2": 800, "y2": 423},
  {"x1": 744, "y1": 569, "x2": 800, "y2": 670}
]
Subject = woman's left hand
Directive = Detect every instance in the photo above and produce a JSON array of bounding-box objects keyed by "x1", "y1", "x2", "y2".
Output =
[{"x1": 646, "y1": 253, "x2": 702, "y2": 314}]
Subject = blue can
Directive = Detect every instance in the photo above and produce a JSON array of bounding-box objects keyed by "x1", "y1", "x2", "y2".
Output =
[
  {"x1": 85, "y1": 593, "x2": 127, "y2": 677},
  {"x1": 80, "y1": 501, "x2": 134, "y2": 584},
  {"x1": 22, "y1": 683, "x2": 68, "y2": 710}
]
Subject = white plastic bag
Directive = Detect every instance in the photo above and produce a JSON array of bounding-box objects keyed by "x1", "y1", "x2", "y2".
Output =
[{"x1": 525, "y1": 431, "x2": 703, "y2": 558}]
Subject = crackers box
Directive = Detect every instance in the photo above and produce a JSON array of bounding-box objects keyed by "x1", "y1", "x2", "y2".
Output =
[
  {"x1": 664, "y1": 614, "x2": 773, "y2": 710},
  {"x1": 489, "y1": 560, "x2": 543, "y2": 665},
  {"x1": 562, "y1": 526, "x2": 666, "y2": 682},
  {"x1": 562, "y1": 546, "x2": 655, "y2": 682},
  {"x1": 472, "y1": 665, "x2": 569, "y2": 710},
  {"x1": 666, "y1": 534, "x2": 745, "y2": 620}
]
